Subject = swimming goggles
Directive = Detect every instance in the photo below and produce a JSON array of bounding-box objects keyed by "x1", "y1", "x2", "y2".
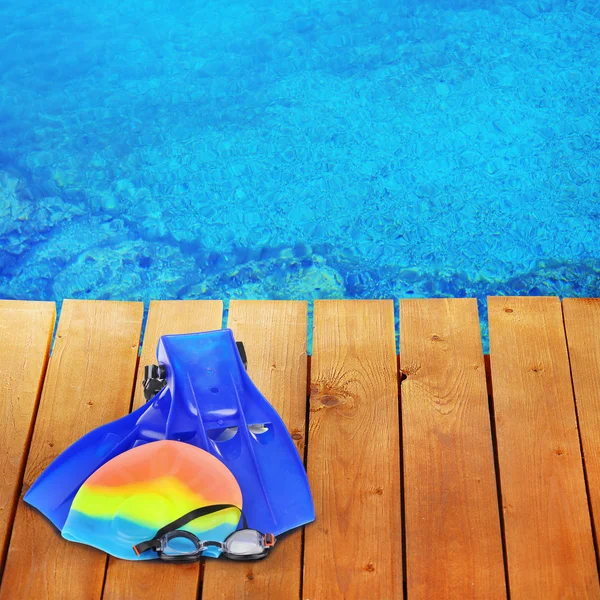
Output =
[{"x1": 133, "y1": 503, "x2": 276, "y2": 562}]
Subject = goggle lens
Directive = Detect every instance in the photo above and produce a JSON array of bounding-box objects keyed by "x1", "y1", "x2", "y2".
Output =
[
  {"x1": 162, "y1": 532, "x2": 200, "y2": 557},
  {"x1": 224, "y1": 529, "x2": 265, "y2": 556}
]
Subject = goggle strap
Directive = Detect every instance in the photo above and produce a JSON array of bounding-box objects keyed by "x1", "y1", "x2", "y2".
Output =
[{"x1": 134, "y1": 503, "x2": 247, "y2": 556}]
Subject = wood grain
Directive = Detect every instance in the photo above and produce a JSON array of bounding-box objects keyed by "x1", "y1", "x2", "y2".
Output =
[
  {"x1": 400, "y1": 299, "x2": 506, "y2": 599},
  {"x1": 562, "y1": 298, "x2": 600, "y2": 549},
  {"x1": 304, "y1": 300, "x2": 402, "y2": 599},
  {"x1": 202, "y1": 300, "x2": 308, "y2": 600},
  {"x1": 0, "y1": 300, "x2": 142, "y2": 600},
  {"x1": 103, "y1": 300, "x2": 223, "y2": 600},
  {"x1": 488, "y1": 296, "x2": 599, "y2": 599},
  {"x1": 0, "y1": 301, "x2": 55, "y2": 572}
]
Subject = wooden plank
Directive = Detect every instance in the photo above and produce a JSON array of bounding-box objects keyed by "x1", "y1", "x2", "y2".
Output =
[
  {"x1": 304, "y1": 300, "x2": 402, "y2": 599},
  {"x1": 103, "y1": 300, "x2": 223, "y2": 600},
  {"x1": 202, "y1": 300, "x2": 308, "y2": 600},
  {"x1": 0, "y1": 300, "x2": 143, "y2": 600},
  {"x1": 0, "y1": 301, "x2": 55, "y2": 573},
  {"x1": 562, "y1": 298, "x2": 600, "y2": 549},
  {"x1": 488, "y1": 296, "x2": 599, "y2": 598},
  {"x1": 400, "y1": 299, "x2": 506, "y2": 599}
]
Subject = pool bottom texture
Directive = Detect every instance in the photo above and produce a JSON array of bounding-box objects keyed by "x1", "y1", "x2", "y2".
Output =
[{"x1": 0, "y1": 0, "x2": 599, "y2": 349}]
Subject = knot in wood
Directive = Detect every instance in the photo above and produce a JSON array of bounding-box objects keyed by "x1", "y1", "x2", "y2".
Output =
[
  {"x1": 401, "y1": 363, "x2": 421, "y2": 377},
  {"x1": 310, "y1": 379, "x2": 354, "y2": 410},
  {"x1": 320, "y1": 395, "x2": 341, "y2": 407}
]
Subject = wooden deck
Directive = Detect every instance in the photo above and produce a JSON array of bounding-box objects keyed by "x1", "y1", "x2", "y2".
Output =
[{"x1": 0, "y1": 297, "x2": 599, "y2": 599}]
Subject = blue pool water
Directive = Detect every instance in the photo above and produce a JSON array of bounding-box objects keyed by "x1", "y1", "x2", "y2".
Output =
[{"x1": 1, "y1": 0, "x2": 599, "y2": 341}]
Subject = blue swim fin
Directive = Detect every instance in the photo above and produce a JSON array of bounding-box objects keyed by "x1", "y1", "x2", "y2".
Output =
[{"x1": 25, "y1": 329, "x2": 314, "y2": 537}]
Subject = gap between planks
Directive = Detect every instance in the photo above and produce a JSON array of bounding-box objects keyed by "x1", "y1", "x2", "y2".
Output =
[
  {"x1": 0, "y1": 302, "x2": 55, "y2": 579},
  {"x1": 562, "y1": 299, "x2": 600, "y2": 572},
  {"x1": 0, "y1": 300, "x2": 144, "y2": 600},
  {"x1": 102, "y1": 300, "x2": 223, "y2": 600},
  {"x1": 488, "y1": 296, "x2": 598, "y2": 598}
]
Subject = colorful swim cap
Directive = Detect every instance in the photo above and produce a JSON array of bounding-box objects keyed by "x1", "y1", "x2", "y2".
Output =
[{"x1": 62, "y1": 440, "x2": 243, "y2": 560}]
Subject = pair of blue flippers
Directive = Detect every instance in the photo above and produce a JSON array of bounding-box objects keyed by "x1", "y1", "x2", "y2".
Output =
[{"x1": 25, "y1": 329, "x2": 314, "y2": 543}]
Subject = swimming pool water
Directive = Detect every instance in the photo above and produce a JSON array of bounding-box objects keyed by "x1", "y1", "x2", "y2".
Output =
[{"x1": 1, "y1": 0, "x2": 599, "y2": 344}]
